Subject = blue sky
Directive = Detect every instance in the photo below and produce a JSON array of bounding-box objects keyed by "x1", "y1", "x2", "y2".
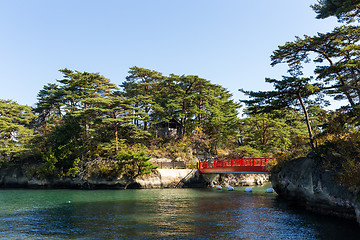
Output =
[{"x1": 0, "y1": 0, "x2": 341, "y2": 108}]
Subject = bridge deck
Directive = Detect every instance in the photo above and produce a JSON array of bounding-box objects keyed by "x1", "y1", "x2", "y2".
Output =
[{"x1": 198, "y1": 158, "x2": 271, "y2": 174}]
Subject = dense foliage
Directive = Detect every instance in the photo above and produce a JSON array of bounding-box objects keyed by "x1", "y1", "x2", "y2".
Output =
[
  {"x1": 0, "y1": 67, "x2": 247, "y2": 179},
  {"x1": 312, "y1": 0, "x2": 360, "y2": 22},
  {"x1": 1, "y1": 63, "x2": 319, "y2": 180},
  {"x1": 0, "y1": 100, "x2": 35, "y2": 164}
]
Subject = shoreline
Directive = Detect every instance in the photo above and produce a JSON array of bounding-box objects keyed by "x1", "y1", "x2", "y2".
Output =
[{"x1": 0, "y1": 167, "x2": 270, "y2": 190}]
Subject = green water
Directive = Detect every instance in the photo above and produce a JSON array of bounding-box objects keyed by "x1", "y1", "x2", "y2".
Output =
[{"x1": 0, "y1": 185, "x2": 359, "y2": 239}]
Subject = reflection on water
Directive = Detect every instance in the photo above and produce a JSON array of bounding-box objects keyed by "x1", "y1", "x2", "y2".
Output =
[{"x1": 0, "y1": 186, "x2": 359, "y2": 239}]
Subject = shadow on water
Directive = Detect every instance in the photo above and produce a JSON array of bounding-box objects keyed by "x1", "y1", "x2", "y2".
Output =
[
  {"x1": 0, "y1": 188, "x2": 359, "y2": 239},
  {"x1": 272, "y1": 196, "x2": 360, "y2": 240}
]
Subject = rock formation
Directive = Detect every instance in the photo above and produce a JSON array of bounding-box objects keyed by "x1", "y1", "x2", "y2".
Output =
[{"x1": 271, "y1": 157, "x2": 360, "y2": 224}]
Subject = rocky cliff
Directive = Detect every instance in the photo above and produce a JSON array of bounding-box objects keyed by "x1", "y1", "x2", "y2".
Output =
[{"x1": 271, "y1": 157, "x2": 360, "y2": 225}]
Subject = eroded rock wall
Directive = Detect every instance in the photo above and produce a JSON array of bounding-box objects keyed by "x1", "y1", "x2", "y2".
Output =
[
  {"x1": 201, "y1": 173, "x2": 270, "y2": 187},
  {"x1": 0, "y1": 168, "x2": 203, "y2": 189},
  {"x1": 271, "y1": 157, "x2": 360, "y2": 224}
]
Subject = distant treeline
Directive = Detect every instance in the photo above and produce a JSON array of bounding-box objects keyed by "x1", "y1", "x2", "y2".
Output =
[{"x1": 0, "y1": 66, "x2": 312, "y2": 179}]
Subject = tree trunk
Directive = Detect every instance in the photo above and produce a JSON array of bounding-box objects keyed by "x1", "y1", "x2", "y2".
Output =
[
  {"x1": 297, "y1": 92, "x2": 315, "y2": 150},
  {"x1": 352, "y1": 68, "x2": 360, "y2": 102},
  {"x1": 115, "y1": 125, "x2": 119, "y2": 153},
  {"x1": 198, "y1": 98, "x2": 202, "y2": 124},
  {"x1": 323, "y1": 54, "x2": 356, "y2": 107},
  {"x1": 181, "y1": 100, "x2": 187, "y2": 136},
  {"x1": 144, "y1": 84, "x2": 149, "y2": 131},
  {"x1": 144, "y1": 106, "x2": 148, "y2": 131}
]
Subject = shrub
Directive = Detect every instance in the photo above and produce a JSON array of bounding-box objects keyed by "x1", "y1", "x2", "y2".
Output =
[{"x1": 316, "y1": 131, "x2": 360, "y2": 189}]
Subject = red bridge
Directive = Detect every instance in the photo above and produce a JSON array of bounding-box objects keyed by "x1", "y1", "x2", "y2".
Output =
[{"x1": 198, "y1": 158, "x2": 271, "y2": 174}]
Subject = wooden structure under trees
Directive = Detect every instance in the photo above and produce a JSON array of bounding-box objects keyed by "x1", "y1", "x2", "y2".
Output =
[{"x1": 153, "y1": 118, "x2": 183, "y2": 138}]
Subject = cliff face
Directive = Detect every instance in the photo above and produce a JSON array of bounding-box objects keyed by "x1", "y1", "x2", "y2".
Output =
[{"x1": 271, "y1": 157, "x2": 360, "y2": 224}]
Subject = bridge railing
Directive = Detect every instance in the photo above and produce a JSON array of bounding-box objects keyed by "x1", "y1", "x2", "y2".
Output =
[
  {"x1": 198, "y1": 158, "x2": 272, "y2": 173},
  {"x1": 153, "y1": 161, "x2": 198, "y2": 169}
]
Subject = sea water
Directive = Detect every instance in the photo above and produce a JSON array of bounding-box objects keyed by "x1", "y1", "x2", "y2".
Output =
[{"x1": 0, "y1": 185, "x2": 359, "y2": 239}]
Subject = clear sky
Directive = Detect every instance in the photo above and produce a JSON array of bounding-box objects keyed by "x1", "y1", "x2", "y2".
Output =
[{"x1": 0, "y1": 0, "x2": 341, "y2": 107}]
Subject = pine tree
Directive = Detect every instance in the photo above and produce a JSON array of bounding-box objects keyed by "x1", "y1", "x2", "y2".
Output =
[
  {"x1": 121, "y1": 67, "x2": 165, "y2": 130},
  {"x1": 271, "y1": 26, "x2": 360, "y2": 108},
  {"x1": 312, "y1": 0, "x2": 360, "y2": 23},
  {"x1": 241, "y1": 76, "x2": 321, "y2": 149},
  {"x1": 0, "y1": 100, "x2": 35, "y2": 162}
]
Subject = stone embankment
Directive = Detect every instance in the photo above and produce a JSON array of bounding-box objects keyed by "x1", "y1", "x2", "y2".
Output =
[
  {"x1": 0, "y1": 166, "x2": 270, "y2": 189},
  {"x1": 0, "y1": 167, "x2": 203, "y2": 189},
  {"x1": 271, "y1": 157, "x2": 360, "y2": 225},
  {"x1": 201, "y1": 173, "x2": 269, "y2": 187}
]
